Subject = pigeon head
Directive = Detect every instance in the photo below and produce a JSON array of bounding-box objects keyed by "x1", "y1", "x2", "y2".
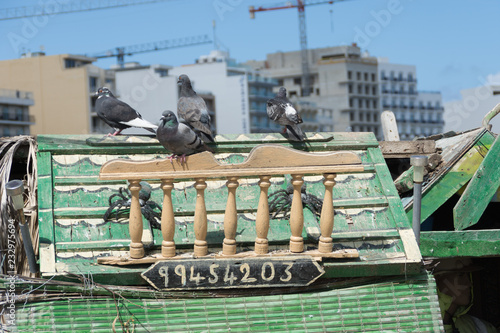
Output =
[
  {"x1": 160, "y1": 110, "x2": 178, "y2": 127},
  {"x1": 277, "y1": 87, "x2": 287, "y2": 98},
  {"x1": 177, "y1": 74, "x2": 191, "y2": 87},
  {"x1": 96, "y1": 87, "x2": 113, "y2": 97}
]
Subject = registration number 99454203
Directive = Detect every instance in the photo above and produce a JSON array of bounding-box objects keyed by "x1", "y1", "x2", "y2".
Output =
[{"x1": 141, "y1": 256, "x2": 324, "y2": 290}]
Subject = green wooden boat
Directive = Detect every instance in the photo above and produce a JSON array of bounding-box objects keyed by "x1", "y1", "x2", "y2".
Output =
[{"x1": 5, "y1": 129, "x2": 486, "y2": 332}]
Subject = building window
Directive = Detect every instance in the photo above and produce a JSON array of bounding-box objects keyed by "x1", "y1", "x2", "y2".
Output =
[
  {"x1": 349, "y1": 98, "x2": 354, "y2": 107},
  {"x1": 350, "y1": 111, "x2": 355, "y2": 121},
  {"x1": 89, "y1": 77, "x2": 98, "y2": 92},
  {"x1": 373, "y1": 113, "x2": 378, "y2": 122},
  {"x1": 381, "y1": 70, "x2": 386, "y2": 80},
  {"x1": 359, "y1": 112, "x2": 364, "y2": 121},
  {"x1": 364, "y1": 72, "x2": 368, "y2": 81},
  {"x1": 371, "y1": 73, "x2": 376, "y2": 82},
  {"x1": 16, "y1": 108, "x2": 24, "y2": 121},
  {"x1": 65, "y1": 59, "x2": 76, "y2": 68},
  {"x1": 348, "y1": 84, "x2": 353, "y2": 94},
  {"x1": 357, "y1": 72, "x2": 361, "y2": 80},
  {"x1": 365, "y1": 85, "x2": 370, "y2": 95},
  {"x1": 365, "y1": 99, "x2": 371, "y2": 109},
  {"x1": 372, "y1": 100, "x2": 377, "y2": 109},
  {"x1": 2, "y1": 106, "x2": 9, "y2": 120},
  {"x1": 372, "y1": 86, "x2": 377, "y2": 95},
  {"x1": 367, "y1": 112, "x2": 372, "y2": 122},
  {"x1": 293, "y1": 77, "x2": 301, "y2": 85},
  {"x1": 347, "y1": 71, "x2": 352, "y2": 80},
  {"x1": 357, "y1": 84, "x2": 362, "y2": 94}
]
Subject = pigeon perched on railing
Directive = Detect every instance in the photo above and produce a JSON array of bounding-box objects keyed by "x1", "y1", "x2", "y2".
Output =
[
  {"x1": 266, "y1": 87, "x2": 305, "y2": 141},
  {"x1": 93, "y1": 87, "x2": 158, "y2": 136},
  {"x1": 177, "y1": 74, "x2": 215, "y2": 143},
  {"x1": 156, "y1": 110, "x2": 212, "y2": 163}
]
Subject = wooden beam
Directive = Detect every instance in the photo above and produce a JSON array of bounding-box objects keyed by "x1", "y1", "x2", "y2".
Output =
[
  {"x1": 420, "y1": 230, "x2": 500, "y2": 257},
  {"x1": 453, "y1": 134, "x2": 500, "y2": 230},
  {"x1": 379, "y1": 140, "x2": 436, "y2": 158}
]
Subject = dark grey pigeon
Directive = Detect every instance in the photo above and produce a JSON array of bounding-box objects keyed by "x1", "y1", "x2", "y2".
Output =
[
  {"x1": 266, "y1": 87, "x2": 305, "y2": 141},
  {"x1": 156, "y1": 110, "x2": 212, "y2": 163},
  {"x1": 177, "y1": 74, "x2": 215, "y2": 143},
  {"x1": 93, "y1": 87, "x2": 158, "y2": 136}
]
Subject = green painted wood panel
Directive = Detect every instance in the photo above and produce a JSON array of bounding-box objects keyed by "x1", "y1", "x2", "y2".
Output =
[
  {"x1": 420, "y1": 230, "x2": 500, "y2": 257},
  {"x1": 36, "y1": 133, "x2": 416, "y2": 284},
  {"x1": 453, "y1": 134, "x2": 500, "y2": 229}
]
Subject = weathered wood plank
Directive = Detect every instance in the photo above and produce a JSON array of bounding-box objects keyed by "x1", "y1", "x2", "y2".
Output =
[
  {"x1": 420, "y1": 230, "x2": 500, "y2": 257},
  {"x1": 381, "y1": 111, "x2": 400, "y2": 141},
  {"x1": 37, "y1": 152, "x2": 55, "y2": 245},
  {"x1": 367, "y1": 148, "x2": 410, "y2": 229},
  {"x1": 406, "y1": 132, "x2": 496, "y2": 224},
  {"x1": 453, "y1": 135, "x2": 500, "y2": 230},
  {"x1": 379, "y1": 140, "x2": 436, "y2": 158}
]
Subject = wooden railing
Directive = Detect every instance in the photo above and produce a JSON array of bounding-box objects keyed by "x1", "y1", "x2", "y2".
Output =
[{"x1": 99, "y1": 144, "x2": 364, "y2": 259}]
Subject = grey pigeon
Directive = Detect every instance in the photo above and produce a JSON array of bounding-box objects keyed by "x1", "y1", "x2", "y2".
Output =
[
  {"x1": 266, "y1": 87, "x2": 305, "y2": 141},
  {"x1": 177, "y1": 74, "x2": 215, "y2": 143},
  {"x1": 93, "y1": 87, "x2": 158, "y2": 136},
  {"x1": 156, "y1": 110, "x2": 212, "y2": 163}
]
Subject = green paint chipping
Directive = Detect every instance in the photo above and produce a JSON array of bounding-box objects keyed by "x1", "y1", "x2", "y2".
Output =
[{"x1": 14, "y1": 274, "x2": 442, "y2": 332}]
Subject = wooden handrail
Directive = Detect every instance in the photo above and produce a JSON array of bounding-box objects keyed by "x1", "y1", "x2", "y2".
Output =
[{"x1": 99, "y1": 144, "x2": 364, "y2": 259}]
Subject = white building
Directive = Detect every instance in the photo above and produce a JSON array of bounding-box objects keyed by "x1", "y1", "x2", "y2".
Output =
[
  {"x1": 111, "y1": 63, "x2": 177, "y2": 135},
  {"x1": 378, "y1": 59, "x2": 444, "y2": 139},
  {"x1": 170, "y1": 50, "x2": 277, "y2": 135},
  {"x1": 444, "y1": 80, "x2": 500, "y2": 133}
]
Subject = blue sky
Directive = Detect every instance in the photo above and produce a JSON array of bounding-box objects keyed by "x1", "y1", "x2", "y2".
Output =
[{"x1": 1, "y1": 0, "x2": 499, "y2": 102}]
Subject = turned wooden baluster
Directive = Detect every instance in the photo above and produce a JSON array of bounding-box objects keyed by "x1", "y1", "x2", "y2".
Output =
[
  {"x1": 255, "y1": 175, "x2": 271, "y2": 254},
  {"x1": 289, "y1": 174, "x2": 304, "y2": 253},
  {"x1": 318, "y1": 174, "x2": 336, "y2": 253},
  {"x1": 223, "y1": 177, "x2": 239, "y2": 255},
  {"x1": 161, "y1": 179, "x2": 176, "y2": 257},
  {"x1": 128, "y1": 179, "x2": 144, "y2": 258},
  {"x1": 193, "y1": 178, "x2": 208, "y2": 257}
]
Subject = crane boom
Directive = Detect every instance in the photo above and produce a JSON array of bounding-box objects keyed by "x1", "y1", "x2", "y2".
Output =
[
  {"x1": 250, "y1": 1, "x2": 337, "y2": 97},
  {"x1": 88, "y1": 35, "x2": 212, "y2": 68},
  {"x1": 0, "y1": 0, "x2": 174, "y2": 21}
]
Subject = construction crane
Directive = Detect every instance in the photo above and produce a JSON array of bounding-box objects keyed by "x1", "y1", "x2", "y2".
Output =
[
  {"x1": 87, "y1": 35, "x2": 212, "y2": 68},
  {"x1": 0, "y1": 0, "x2": 174, "y2": 21},
  {"x1": 250, "y1": 0, "x2": 338, "y2": 97}
]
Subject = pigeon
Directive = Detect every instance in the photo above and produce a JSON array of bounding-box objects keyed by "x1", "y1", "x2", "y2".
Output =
[
  {"x1": 93, "y1": 87, "x2": 158, "y2": 136},
  {"x1": 266, "y1": 87, "x2": 305, "y2": 141},
  {"x1": 177, "y1": 74, "x2": 215, "y2": 143},
  {"x1": 156, "y1": 110, "x2": 212, "y2": 163}
]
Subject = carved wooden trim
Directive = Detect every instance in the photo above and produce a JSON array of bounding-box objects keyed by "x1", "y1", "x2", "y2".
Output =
[
  {"x1": 222, "y1": 177, "x2": 239, "y2": 255},
  {"x1": 99, "y1": 144, "x2": 363, "y2": 181},
  {"x1": 318, "y1": 174, "x2": 336, "y2": 253},
  {"x1": 255, "y1": 175, "x2": 271, "y2": 254},
  {"x1": 193, "y1": 178, "x2": 208, "y2": 257},
  {"x1": 289, "y1": 174, "x2": 304, "y2": 253},
  {"x1": 128, "y1": 180, "x2": 144, "y2": 259},
  {"x1": 160, "y1": 179, "x2": 175, "y2": 257}
]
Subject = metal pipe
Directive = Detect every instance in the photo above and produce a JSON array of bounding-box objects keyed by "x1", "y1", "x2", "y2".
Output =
[
  {"x1": 410, "y1": 156, "x2": 428, "y2": 247},
  {"x1": 412, "y1": 182, "x2": 423, "y2": 245},
  {"x1": 5, "y1": 180, "x2": 39, "y2": 274}
]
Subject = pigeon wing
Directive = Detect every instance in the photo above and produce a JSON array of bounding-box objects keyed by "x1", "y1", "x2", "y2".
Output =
[{"x1": 266, "y1": 99, "x2": 287, "y2": 123}]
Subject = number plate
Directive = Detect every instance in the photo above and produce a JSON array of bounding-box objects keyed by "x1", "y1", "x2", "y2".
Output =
[{"x1": 141, "y1": 256, "x2": 324, "y2": 290}]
